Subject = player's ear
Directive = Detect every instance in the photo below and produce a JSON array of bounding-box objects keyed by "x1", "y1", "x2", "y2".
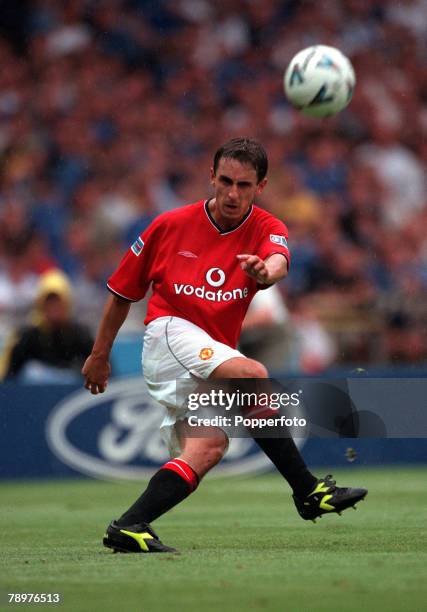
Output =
[
  {"x1": 256, "y1": 178, "x2": 267, "y2": 194},
  {"x1": 210, "y1": 167, "x2": 216, "y2": 184}
]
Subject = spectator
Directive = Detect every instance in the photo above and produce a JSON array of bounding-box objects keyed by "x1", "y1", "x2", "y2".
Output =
[
  {"x1": 239, "y1": 284, "x2": 293, "y2": 372},
  {"x1": 0, "y1": 269, "x2": 93, "y2": 382},
  {"x1": 288, "y1": 296, "x2": 337, "y2": 374},
  {"x1": 0, "y1": 1, "x2": 426, "y2": 368}
]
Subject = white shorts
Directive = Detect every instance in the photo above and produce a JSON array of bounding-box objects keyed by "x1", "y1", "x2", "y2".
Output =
[{"x1": 142, "y1": 316, "x2": 244, "y2": 456}]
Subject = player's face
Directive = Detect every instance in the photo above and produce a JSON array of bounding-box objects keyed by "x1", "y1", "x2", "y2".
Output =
[{"x1": 210, "y1": 158, "x2": 267, "y2": 228}]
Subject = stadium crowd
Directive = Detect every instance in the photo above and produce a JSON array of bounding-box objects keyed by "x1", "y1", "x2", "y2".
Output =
[{"x1": 1, "y1": 0, "x2": 427, "y2": 371}]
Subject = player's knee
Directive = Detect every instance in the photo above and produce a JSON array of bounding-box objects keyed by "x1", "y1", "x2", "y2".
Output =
[
  {"x1": 182, "y1": 433, "x2": 228, "y2": 477},
  {"x1": 211, "y1": 357, "x2": 268, "y2": 379},
  {"x1": 202, "y1": 437, "x2": 227, "y2": 471},
  {"x1": 239, "y1": 359, "x2": 268, "y2": 379}
]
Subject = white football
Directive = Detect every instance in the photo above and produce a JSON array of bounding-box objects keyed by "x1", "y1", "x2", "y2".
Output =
[{"x1": 284, "y1": 45, "x2": 356, "y2": 118}]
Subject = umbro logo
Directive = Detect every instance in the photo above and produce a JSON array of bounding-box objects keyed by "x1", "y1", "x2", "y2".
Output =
[{"x1": 178, "y1": 251, "x2": 198, "y2": 258}]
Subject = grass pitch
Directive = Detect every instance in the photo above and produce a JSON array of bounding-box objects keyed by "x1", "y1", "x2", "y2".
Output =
[{"x1": 1, "y1": 468, "x2": 426, "y2": 612}]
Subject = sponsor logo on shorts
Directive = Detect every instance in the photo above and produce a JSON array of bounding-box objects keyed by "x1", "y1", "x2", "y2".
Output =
[
  {"x1": 199, "y1": 347, "x2": 214, "y2": 360},
  {"x1": 131, "y1": 237, "x2": 144, "y2": 256},
  {"x1": 270, "y1": 234, "x2": 288, "y2": 248}
]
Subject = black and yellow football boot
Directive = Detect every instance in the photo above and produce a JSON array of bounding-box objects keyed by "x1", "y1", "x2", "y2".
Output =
[
  {"x1": 293, "y1": 474, "x2": 367, "y2": 522},
  {"x1": 103, "y1": 521, "x2": 178, "y2": 553}
]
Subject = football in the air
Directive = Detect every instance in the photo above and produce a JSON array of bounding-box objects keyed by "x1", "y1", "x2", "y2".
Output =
[{"x1": 284, "y1": 45, "x2": 355, "y2": 118}]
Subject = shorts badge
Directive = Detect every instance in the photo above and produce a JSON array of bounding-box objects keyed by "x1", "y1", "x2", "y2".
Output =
[{"x1": 199, "y1": 347, "x2": 214, "y2": 360}]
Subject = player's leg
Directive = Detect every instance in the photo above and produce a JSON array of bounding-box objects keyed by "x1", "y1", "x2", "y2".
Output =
[
  {"x1": 115, "y1": 422, "x2": 226, "y2": 526},
  {"x1": 210, "y1": 356, "x2": 317, "y2": 497},
  {"x1": 104, "y1": 317, "x2": 236, "y2": 554},
  {"x1": 210, "y1": 356, "x2": 269, "y2": 379},
  {"x1": 210, "y1": 356, "x2": 367, "y2": 520},
  {"x1": 103, "y1": 422, "x2": 227, "y2": 554},
  {"x1": 175, "y1": 420, "x2": 228, "y2": 477}
]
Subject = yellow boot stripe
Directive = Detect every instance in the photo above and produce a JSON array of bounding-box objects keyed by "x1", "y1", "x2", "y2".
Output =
[
  {"x1": 119, "y1": 530, "x2": 153, "y2": 552},
  {"x1": 319, "y1": 494, "x2": 335, "y2": 511},
  {"x1": 309, "y1": 482, "x2": 331, "y2": 496}
]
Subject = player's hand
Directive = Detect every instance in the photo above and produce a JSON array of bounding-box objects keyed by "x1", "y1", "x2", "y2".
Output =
[
  {"x1": 237, "y1": 254, "x2": 271, "y2": 284},
  {"x1": 82, "y1": 354, "x2": 111, "y2": 395}
]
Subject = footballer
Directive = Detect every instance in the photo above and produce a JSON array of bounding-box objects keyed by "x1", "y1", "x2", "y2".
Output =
[{"x1": 82, "y1": 138, "x2": 367, "y2": 553}]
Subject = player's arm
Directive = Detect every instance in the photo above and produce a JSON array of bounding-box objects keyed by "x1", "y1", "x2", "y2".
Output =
[
  {"x1": 237, "y1": 253, "x2": 288, "y2": 285},
  {"x1": 82, "y1": 295, "x2": 131, "y2": 394},
  {"x1": 82, "y1": 215, "x2": 165, "y2": 394}
]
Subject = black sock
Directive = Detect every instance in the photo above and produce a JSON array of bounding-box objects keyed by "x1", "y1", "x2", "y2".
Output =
[
  {"x1": 116, "y1": 459, "x2": 199, "y2": 526},
  {"x1": 253, "y1": 437, "x2": 317, "y2": 498},
  {"x1": 229, "y1": 378, "x2": 317, "y2": 498}
]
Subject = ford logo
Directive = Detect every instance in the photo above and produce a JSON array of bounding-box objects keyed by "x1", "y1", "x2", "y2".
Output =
[{"x1": 46, "y1": 377, "x2": 273, "y2": 480}]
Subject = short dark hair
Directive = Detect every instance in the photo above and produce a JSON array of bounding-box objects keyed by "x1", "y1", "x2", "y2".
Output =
[{"x1": 213, "y1": 138, "x2": 268, "y2": 183}]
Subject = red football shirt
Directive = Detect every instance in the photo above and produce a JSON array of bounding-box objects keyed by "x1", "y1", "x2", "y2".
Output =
[{"x1": 108, "y1": 200, "x2": 290, "y2": 348}]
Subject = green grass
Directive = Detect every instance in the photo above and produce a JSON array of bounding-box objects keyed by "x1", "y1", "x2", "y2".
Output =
[{"x1": 1, "y1": 468, "x2": 427, "y2": 612}]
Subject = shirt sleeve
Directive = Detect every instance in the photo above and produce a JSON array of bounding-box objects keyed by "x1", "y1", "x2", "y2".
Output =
[
  {"x1": 107, "y1": 217, "x2": 163, "y2": 302},
  {"x1": 257, "y1": 218, "x2": 291, "y2": 269}
]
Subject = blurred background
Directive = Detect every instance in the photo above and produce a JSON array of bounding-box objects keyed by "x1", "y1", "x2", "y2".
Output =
[
  {"x1": 1, "y1": 0, "x2": 427, "y2": 379},
  {"x1": 1, "y1": 11, "x2": 426, "y2": 608}
]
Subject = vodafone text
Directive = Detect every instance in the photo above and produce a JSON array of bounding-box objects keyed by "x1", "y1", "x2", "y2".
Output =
[{"x1": 174, "y1": 283, "x2": 249, "y2": 302}]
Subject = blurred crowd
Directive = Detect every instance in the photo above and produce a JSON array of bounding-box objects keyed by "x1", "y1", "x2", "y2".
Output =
[{"x1": 1, "y1": 0, "x2": 427, "y2": 371}]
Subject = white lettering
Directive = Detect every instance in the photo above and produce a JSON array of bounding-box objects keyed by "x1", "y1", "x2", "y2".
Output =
[
  {"x1": 187, "y1": 393, "x2": 199, "y2": 410},
  {"x1": 224, "y1": 392, "x2": 236, "y2": 411},
  {"x1": 198, "y1": 393, "x2": 210, "y2": 407},
  {"x1": 173, "y1": 283, "x2": 250, "y2": 302},
  {"x1": 234, "y1": 415, "x2": 306, "y2": 428},
  {"x1": 290, "y1": 393, "x2": 300, "y2": 406}
]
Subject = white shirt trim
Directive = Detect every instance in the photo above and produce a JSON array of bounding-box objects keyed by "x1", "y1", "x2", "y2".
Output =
[
  {"x1": 107, "y1": 283, "x2": 138, "y2": 302},
  {"x1": 204, "y1": 200, "x2": 254, "y2": 235}
]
